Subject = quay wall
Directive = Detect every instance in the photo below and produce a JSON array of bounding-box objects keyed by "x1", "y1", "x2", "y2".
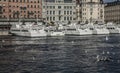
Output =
[{"x1": 0, "y1": 31, "x2": 10, "y2": 35}]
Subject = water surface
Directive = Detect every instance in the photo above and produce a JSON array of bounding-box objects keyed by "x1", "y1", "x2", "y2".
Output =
[{"x1": 0, "y1": 34, "x2": 120, "y2": 73}]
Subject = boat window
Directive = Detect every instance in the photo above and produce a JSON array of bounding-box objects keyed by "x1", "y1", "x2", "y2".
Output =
[
  {"x1": 107, "y1": 28, "x2": 115, "y2": 29},
  {"x1": 67, "y1": 29, "x2": 76, "y2": 31},
  {"x1": 89, "y1": 28, "x2": 94, "y2": 30},
  {"x1": 12, "y1": 30, "x2": 21, "y2": 31},
  {"x1": 22, "y1": 30, "x2": 28, "y2": 32}
]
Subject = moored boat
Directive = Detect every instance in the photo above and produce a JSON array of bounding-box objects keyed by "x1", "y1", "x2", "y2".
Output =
[
  {"x1": 10, "y1": 22, "x2": 47, "y2": 37},
  {"x1": 106, "y1": 22, "x2": 119, "y2": 34},
  {"x1": 77, "y1": 24, "x2": 93, "y2": 35},
  {"x1": 64, "y1": 23, "x2": 80, "y2": 36},
  {"x1": 93, "y1": 23, "x2": 109, "y2": 35}
]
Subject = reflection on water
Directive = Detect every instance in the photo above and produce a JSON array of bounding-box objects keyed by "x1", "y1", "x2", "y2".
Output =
[{"x1": 0, "y1": 34, "x2": 120, "y2": 73}]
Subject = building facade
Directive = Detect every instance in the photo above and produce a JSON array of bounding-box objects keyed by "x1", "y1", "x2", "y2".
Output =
[
  {"x1": 42, "y1": 0, "x2": 76, "y2": 23},
  {"x1": 104, "y1": 0, "x2": 120, "y2": 23},
  {"x1": 0, "y1": 0, "x2": 42, "y2": 20},
  {"x1": 76, "y1": 0, "x2": 104, "y2": 23}
]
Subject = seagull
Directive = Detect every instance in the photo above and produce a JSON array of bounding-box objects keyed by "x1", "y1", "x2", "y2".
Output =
[
  {"x1": 102, "y1": 51, "x2": 105, "y2": 54},
  {"x1": 117, "y1": 60, "x2": 120, "y2": 63},
  {"x1": 1, "y1": 40, "x2": 5, "y2": 48},
  {"x1": 32, "y1": 56, "x2": 35, "y2": 60},
  {"x1": 85, "y1": 50, "x2": 88, "y2": 53},
  {"x1": 96, "y1": 55, "x2": 100, "y2": 62},
  {"x1": 106, "y1": 36, "x2": 108, "y2": 41},
  {"x1": 71, "y1": 41, "x2": 74, "y2": 44},
  {"x1": 2, "y1": 40, "x2": 5, "y2": 43},
  {"x1": 107, "y1": 51, "x2": 110, "y2": 54}
]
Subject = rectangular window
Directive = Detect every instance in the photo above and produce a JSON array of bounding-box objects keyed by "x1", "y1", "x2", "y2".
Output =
[
  {"x1": 27, "y1": 5, "x2": 29, "y2": 8},
  {"x1": 50, "y1": 11, "x2": 52, "y2": 14},
  {"x1": 70, "y1": 17, "x2": 72, "y2": 20},
  {"x1": 90, "y1": 8, "x2": 93, "y2": 11},
  {"x1": 47, "y1": 17, "x2": 49, "y2": 21},
  {"x1": 90, "y1": 0, "x2": 92, "y2": 2},
  {"x1": 64, "y1": 6, "x2": 66, "y2": 9},
  {"x1": 34, "y1": 5, "x2": 36, "y2": 8},
  {"x1": 67, "y1": 11, "x2": 69, "y2": 15},
  {"x1": 64, "y1": 0, "x2": 72, "y2": 3},
  {"x1": 59, "y1": 16, "x2": 61, "y2": 20},
  {"x1": 50, "y1": 17, "x2": 52, "y2": 21},
  {"x1": 53, "y1": 6, "x2": 55, "y2": 9},
  {"x1": 53, "y1": 11, "x2": 55, "y2": 15},
  {"x1": 53, "y1": 17, "x2": 55, "y2": 20},
  {"x1": 59, "y1": 11, "x2": 61, "y2": 15},
  {"x1": 27, "y1": 0, "x2": 29, "y2": 2},
  {"x1": 64, "y1": 17, "x2": 66, "y2": 20},
  {"x1": 47, "y1": 11, "x2": 48, "y2": 14},
  {"x1": 46, "y1": 0, "x2": 55, "y2": 2},
  {"x1": 50, "y1": 6, "x2": 52, "y2": 9},
  {"x1": 43, "y1": 6, "x2": 45, "y2": 8},
  {"x1": 58, "y1": 6, "x2": 61, "y2": 9},
  {"x1": 70, "y1": 11, "x2": 72, "y2": 15},
  {"x1": 31, "y1": 5, "x2": 33, "y2": 8},
  {"x1": 3, "y1": 9, "x2": 5, "y2": 12},
  {"x1": 67, "y1": 17, "x2": 69, "y2": 20},
  {"x1": 9, "y1": 9, "x2": 11, "y2": 12},
  {"x1": 90, "y1": 12, "x2": 92, "y2": 15},
  {"x1": 64, "y1": 11, "x2": 66, "y2": 15}
]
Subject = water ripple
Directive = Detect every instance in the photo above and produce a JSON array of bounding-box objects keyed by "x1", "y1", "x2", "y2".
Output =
[{"x1": 0, "y1": 34, "x2": 120, "y2": 73}]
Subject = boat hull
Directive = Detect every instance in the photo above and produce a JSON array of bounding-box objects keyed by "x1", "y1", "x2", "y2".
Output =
[
  {"x1": 93, "y1": 29, "x2": 110, "y2": 35},
  {"x1": 10, "y1": 30, "x2": 47, "y2": 37},
  {"x1": 50, "y1": 32, "x2": 65, "y2": 36},
  {"x1": 78, "y1": 29, "x2": 93, "y2": 35}
]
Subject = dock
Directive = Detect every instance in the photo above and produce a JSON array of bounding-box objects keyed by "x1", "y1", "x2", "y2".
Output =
[{"x1": 0, "y1": 23, "x2": 11, "y2": 35}]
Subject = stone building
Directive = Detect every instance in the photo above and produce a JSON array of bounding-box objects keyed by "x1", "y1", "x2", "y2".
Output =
[
  {"x1": 76, "y1": 0, "x2": 104, "y2": 23},
  {"x1": 104, "y1": 0, "x2": 120, "y2": 23},
  {"x1": 0, "y1": 0, "x2": 42, "y2": 20},
  {"x1": 42, "y1": 0, "x2": 76, "y2": 23}
]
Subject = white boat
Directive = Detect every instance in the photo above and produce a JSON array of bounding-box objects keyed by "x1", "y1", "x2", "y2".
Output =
[
  {"x1": 77, "y1": 24, "x2": 93, "y2": 35},
  {"x1": 86, "y1": 23, "x2": 109, "y2": 35},
  {"x1": 50, "y1": 30, "x2": 65, "y2": 36},
  {"x1": 106, "y1": 22, "x2": 119, "y2": 34},
  {"x1": 78, "y1": 28, "x2": 93, "y2": 35},
  {"x1": 64, "y1": 23, "x2": 80, "y2": 36},
  {"x1": 45, "y1": 25, "x2": 65, "y2": 36},
  {"x1": 94, "y1": 23, "x2": 109, "y2": 35},
  {"x1": 10, "y1": 22, "x2": 47, "y2": 37},
  {"x1": 115, "y1": 24, "x2": 120, "y2": 33}
]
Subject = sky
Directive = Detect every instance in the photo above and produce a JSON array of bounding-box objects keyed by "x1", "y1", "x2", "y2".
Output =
[{"x1": 104, "y1": 0, "x2": 114, "y2": 2}]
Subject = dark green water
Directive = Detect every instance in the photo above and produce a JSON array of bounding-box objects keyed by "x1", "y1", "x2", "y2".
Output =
[{"x1": 0, "y1": 34, "x2": 120, "y2": 73}]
